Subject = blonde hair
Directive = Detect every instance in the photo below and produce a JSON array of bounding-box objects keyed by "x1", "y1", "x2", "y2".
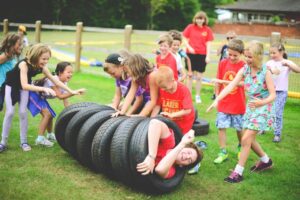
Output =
[
  {"x1": 226, "y1": 31, "x2": 237, "y2": 38},
  {"x1": 123, "y1": 53, "x2": 153, "y2": 85},
  {"x1": 158, "y1": 33, "x2": 173, "y2": 47},
  {"x1": 156, "y1": 66, "x2": 174, "y2": 86},
  {"x1": 26, "y1": 43, "x2": 51, "y2": 67},
  {"x1": 193, "y1": 11, "x2": 209, "y2": 26},
  {"x1": 245, "y1": 40, "x2": 264, "y2": 69}
]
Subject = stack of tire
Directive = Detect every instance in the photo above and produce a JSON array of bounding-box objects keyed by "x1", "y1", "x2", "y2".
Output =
[
  {"x1": 55, "y1": 102, "x2": 187, "y2": 193},
  {"x1": 193, "y1": 106, "x2": 210, "y2": 136}
]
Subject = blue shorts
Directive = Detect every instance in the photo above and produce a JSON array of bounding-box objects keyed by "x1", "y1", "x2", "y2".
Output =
[{"x1": 216, "y1": 112, "x2": 243, "y2": 131}]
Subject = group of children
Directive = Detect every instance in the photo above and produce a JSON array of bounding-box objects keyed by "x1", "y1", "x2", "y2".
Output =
[{"x1": 0, "y1": 25, "x2": 299, "y2": 184}]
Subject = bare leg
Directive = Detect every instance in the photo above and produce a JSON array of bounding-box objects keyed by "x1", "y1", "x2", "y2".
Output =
[
  {"x1": 251, "y1": 139, "x2": 266, "y2": 157},
  {"x1": 186, "y1": 75, "x2": 193, "y2": 92},
  {"x1": 195, "y1": 72, "x2": 203, "y2": 96},
  {"x1": 236, "y1": 130, "x2": 242, "y2": 144},
  {"x1": 238, "y1": 129, "x2": 257, "y2": 167},
  {"x1": 38, "y1": 109, "x2": 52, "y2": 136},
  {"x1": 46, "y1": 117, "x2": 53, "y2": 133},
  {"x1": 218, "y1": 128, "x2": 226, "y2": 149}
]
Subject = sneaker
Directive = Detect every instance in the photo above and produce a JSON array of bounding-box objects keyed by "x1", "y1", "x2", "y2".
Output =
[
  {"x1": 214, "y1": 152, "x2": 228, "y2": 164},
  {"x1": 224, "y1": 171, "x2": 243, "y2": 183},
  {"x1": 195, "y1": 140, "x2": 207, "y2": 150},
  {"x1": 20, "y1": 143, "x2": 32, "y2": 152},
  {"x1": 250, "y1": 159, "x2": 273, "y2": 173},
  {"x1": 0, "y1": 143, "x2": 7, "y2": 153},
  {"x1": 211, "y1": 94, "x2": 216, "y2": 100},
  {"x1": 195, "y1": 95, "x2": 202, "y2": 104},
  {"x1": 188, "y1": 163, "x2": 201, "y2": 175},
  {"x1": 273, "y1": 135, "x2": 281, "y2": 143},
  {"x1": 257, "y1": 130, "x2": 265, "y2": 135},
  {"x1": 237, "y1": 145, "x2": 241, "y2": 159},
  {"x1": 35, "y1": 137, "x2": 54, "y2": 147},
  {"x1": 47, "y1": 133, "x2": 56, "y2": 142}
]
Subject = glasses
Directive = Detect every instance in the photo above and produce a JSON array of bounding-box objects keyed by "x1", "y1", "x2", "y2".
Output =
[{"x1": 227, "y1": 37, "x2": 234, "y2": 40}]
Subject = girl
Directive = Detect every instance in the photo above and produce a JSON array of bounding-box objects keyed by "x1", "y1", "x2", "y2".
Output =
[
  {"x1": 103, "y1": 52, "x2": 144, "y2": 115},
  {"x1": 182, "y1": 11, "x2": 214, "y2": 103},
  {"x1": 266, "y1": 43, "x2": 300, "y2": 142},
  {"x1": 137, "y1": 120, "x2": 202, "y2": 179},
  {"x1": 207, "y1": 41, "x2": 276, "y2": 183},
  {"x1": 0, "y1": 33, "x2": 22, "y2": 110},
  {"x1": 28, "y1": 62, "x2": 85, "y2": 147},
  {"x1": 112, "y1": 53, "x2": 158, "y2": 117},
  {"x1": 0, "y1": 44, "x2": 83, "y2": 152}
]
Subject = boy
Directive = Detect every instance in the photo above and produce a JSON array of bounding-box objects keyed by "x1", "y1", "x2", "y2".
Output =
[
  {"x1": 151, "y1": 66, "x2": 200, "y2": 174},
  {"x1": 168, "y1": 30, "x2": 193, "y2": 84},
  {"x1": 155, "y1": 34, "x2": 178, "y2": 80},
  {"x1": 212, "y1": 39, "x2": 246, "y2": 164}
]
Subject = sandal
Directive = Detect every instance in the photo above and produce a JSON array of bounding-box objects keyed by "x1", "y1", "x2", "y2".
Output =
[{"x1": 0, "y1": 143, "x2": 7, "y2": 153}]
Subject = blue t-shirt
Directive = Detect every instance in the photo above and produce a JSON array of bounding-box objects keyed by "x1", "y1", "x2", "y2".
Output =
[{"x1": 0, "y1": 58, "x2": 17, "y2": 85}]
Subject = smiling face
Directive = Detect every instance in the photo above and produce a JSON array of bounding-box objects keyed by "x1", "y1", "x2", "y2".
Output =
[
  {"x1": 58, "y1": 65, "x2": 73, "y2": 82},
  {"x1": 37, "y1": 52, "x2": 50, "y2": 69},
  {"x1": 171, "y1": 40, "x2": 181, "y2": 54},
  {"x1": 175, "y1": 147, "x2": 198, "y2": 166},
  {"x1": 12, "y1": 38, "x2": 22, "y2": 55},
  {"x1": 228, "y1": 49, "x2": 242, "y2": 64},
  {"x1": 244, "y1": 50, "x2": 254, "y2": 67},
  {"x1": 269, "y1": 47, "x2": 282, "y2": 61},
  {"x1": 195, "y1": 17, "x2": 205, "y2": 26},
  {"x1": 159, "y1": 41, "x2": 170, "y2": 56}
]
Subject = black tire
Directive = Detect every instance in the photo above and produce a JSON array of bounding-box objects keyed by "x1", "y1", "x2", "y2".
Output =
[
  {"x1": 193, "y1": 118, "x2": 210, "y2": 136},
  {"x1": 54, "y1": 102, "x2": 99, "y2": 151},
  {"x1": 110, "y1": 117, "x2": 146, "y2": 184},
  {"x1": 76, "y1": 109, "x2": 114, "y2": 170},
  {"x1": 91, "y1": 116, "x2": 128, "y2": 175},
  {"x1": 64, "y1": 105, "x2": 113, "y2": 159},
  {"x1": 129, "y1": 117, "x2": 185, "y2": 193},
  {"x1": 194, "y1": 105, "x2": 198, "y2": 123}
]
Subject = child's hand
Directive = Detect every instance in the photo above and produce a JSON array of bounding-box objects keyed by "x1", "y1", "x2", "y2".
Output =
[
  {"x1": 76, "y1": 88, "x2": 86, "y2": 95},
  {"x1": 281, "y1": 60, "x2": 291, "y2": 67},
  {"x1": 205, "y1": 56, "x2": 210, "y2": 64},
  {"x1": 211, "y1": 78, "x2": 222, "y2": 84},
  {"x1": 206, "y1": 100, "x2": 218, "y2": 112},
  {"x1": 187, "y1": 46, "x2": 195, "y2": 54},
  {"x1": 43, "y1": 88, "x2": 56, "y2": 97},
  {"x1": 160, "y1": 111, "x2": 173, "y2": 118},
  {"x1": 187, "y1": 71, "x2": 193, "y2": 78},
  {"x1": 136, "y1": 155, "x2": 155, "y2": 175},
  {"x1": 111, "y1": 110, "x2": 125, "y2": 117},
  {"x1": 181, "y1": 130, "x2": 195, "y2": 145},
  {"x1": 180, "y1": 74, "x2": 187, "y2": 82}
]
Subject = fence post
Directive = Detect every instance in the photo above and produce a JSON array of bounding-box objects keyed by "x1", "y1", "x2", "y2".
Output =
[
  {"x1": 35, "y1": 20, "x2": 42, "y2": 43},
  {"x1": 75, "y1": 22, "x2": 83, "y2": 72},
  {"x1": 3, "y1": 19, "x2": 9, "y2": 35},
  {"x1": 124, "y1": 24, "x2": 132, "y2": 50},
  {"x1": 270, "y1": 32, "x2": 281, "y2": 45}
]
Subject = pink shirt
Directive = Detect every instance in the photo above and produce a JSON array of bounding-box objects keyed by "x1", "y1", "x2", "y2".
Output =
[{"x1": 266, "y1": 59, "x2": 291, "y2": 91}]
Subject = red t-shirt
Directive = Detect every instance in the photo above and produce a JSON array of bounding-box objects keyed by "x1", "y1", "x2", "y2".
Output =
[
  {"x1": 156, "y1": 52, "x2": 178, "y2": 80},
  {"x1": 182, "y1": 24, "x2": 214, "y2": 55},
  {"x1": 157, "y1": 82, "x2": 195, "y2": 134},
  {"x1": 217, "y1": 59, "x2": 246, "y2": 114},
  {"x1": 156, "y1": 129, "x2": 176, "y2": 179}
]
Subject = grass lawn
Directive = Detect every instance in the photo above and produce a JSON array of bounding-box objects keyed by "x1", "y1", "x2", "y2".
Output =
[{"x1": 0, "y1": 69, "x2": 299, "y2": 200}]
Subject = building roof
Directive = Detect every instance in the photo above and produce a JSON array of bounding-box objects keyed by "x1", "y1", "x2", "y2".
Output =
[{"x1": 217, "y1": 0, "x2": 300, "y2": 13}]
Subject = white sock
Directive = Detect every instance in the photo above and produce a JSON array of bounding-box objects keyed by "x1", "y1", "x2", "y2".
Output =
[
  {"x1": 234, "y1": 164, "x2": 244, "y2": 176},
  {"x1": 260, "y1": 154, "x2": 270, "y2": 163}
]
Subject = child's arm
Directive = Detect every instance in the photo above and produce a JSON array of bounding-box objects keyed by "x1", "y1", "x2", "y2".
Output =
[
  {"x1": 178, "y1": 69, "x2": 186, "y2": 82},
  {"x1": 126, "y1": 95, "x2": 143, "y2": 115},
  {"x1": 183, "y1": 37, "x2": 195, "y2": 54},
  {"x1": 138, "y1": 73, "x2": 159, "y2": 117},
  {"x1": 111, "y1": 87, "x2": 122, "y2": 110},
  {"x1": 113, "y1": 81, "x2": 138, "y2": 116},
  {"x1": 160, "y1": 108, "x2": 192, "y2": 119},
  {"x1": 205, "y1": 41, "x2": 212, "y2": 63},
  {"x1": 207, "y1": 68, "x2": 244, "y2": 112},
  {"x1": 20, "y1": 62, "x2": 56, "y2": 96},
  {"x1": 185, "y1": 56, "x2": 193, "y2": 77},
  {"x1": 248, "y1": 70, "x2": 276, "y2": 109},
  {"x1": 63, "y1": 99, "x2": 70, "y2": 107},
  {"x1": 155, "y1": 130, "x2": 195, "y2": 178},
  {"x1": 282, "y1": 60, "x2": 300, "y2": 73},
  {"x1": 43, "y1": 67, "x2": 84, "y2": 95},
  {"x1": 150, "y1": 105, "x2": 161, "y2": 117}
]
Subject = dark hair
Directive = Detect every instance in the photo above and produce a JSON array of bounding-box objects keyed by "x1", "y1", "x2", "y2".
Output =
[
  {"x1": 168, "y1": 30, "x2": 182, "y2": 42},
  {"x1": 55, "y1": 61, "x2": 72, "y2": 75},
  {"x1": 228, "y1": 39, "x2": 244, "y2": 54},
  {"x1": 271, "y1": 43, "x2": 288, "y2": 59},
  {"x1": 181, "y1": 143, "x2": 203, "y2": 170},
  {"x1": 0, "y1": 33, "x2": 21, "y2": 57}
]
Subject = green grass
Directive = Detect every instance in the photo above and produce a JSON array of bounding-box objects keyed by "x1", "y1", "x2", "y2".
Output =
[{"x1": 0, "y1": 70, "x2": 299, "y2": 200}]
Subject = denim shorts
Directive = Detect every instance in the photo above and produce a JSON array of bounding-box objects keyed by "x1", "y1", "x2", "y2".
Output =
[{"x1": 216, "y1": 112, "x2": 243, "y2": 131}]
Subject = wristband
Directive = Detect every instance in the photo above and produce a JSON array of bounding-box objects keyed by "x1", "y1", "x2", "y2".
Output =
[{"x1": 148, "y1": 154, "x2": 156, "y2": 160}]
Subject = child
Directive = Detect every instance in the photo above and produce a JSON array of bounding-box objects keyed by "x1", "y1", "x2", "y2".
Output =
[
  {"x1": 27, "y1": 62, "x2": 85, "y2": 147},
  {"x1": 137, "y1": 120, "x2": 202, "y2": 179},
  {"x1": 112, "y1": 53, "x2": 158, "y2": 117},
  {"x1": 183, "y1": 11, "x2": 214, "y2": 103},
  {"x1": 103, "y1": 52, "x2": 144, "y2": 115},
  {"x1": 155, "y1": 34, "x2": 179, "y2": 80},
  {"x1": 266, "y1": 43, "x2": 300, "y2": 142},
  {"x1": 217, "y1": 31, "x2": 237, "y2": 61},
  {"x1": 207, "y1": 41, "x2": 276, "y2": 183},
  {"x1": 150, "y1": 66, "x2": 200, "y2": 174},
  {"x1": 212, "y1": 39, "x2": 246, "y2": 164},
  {"x1": 0, "y1": 44, "x2": 83, "y2": 152},
  {"x1": 0, "y1": 33, "x2": 22, "y2": 110},
  {"x1": 18, "y1": 25, "x2": 29, "y2": 48},
  {"x1": 168, "y1": 30, "x2": 193, "y2": 83}
]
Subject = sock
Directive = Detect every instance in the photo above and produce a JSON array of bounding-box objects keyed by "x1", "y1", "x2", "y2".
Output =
[
  {"x1": 37, "y1": 135, "x2": 45, "y2": 141},
  {"x1": 221, "y1": 148, "x2": 227, "y2": 154},
  {"x1": 260, "y1": 154, "x2": 270, "y2": 163},
  {"x1": 234, "y1": 164, "x2": 244, "y2": 176}
]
